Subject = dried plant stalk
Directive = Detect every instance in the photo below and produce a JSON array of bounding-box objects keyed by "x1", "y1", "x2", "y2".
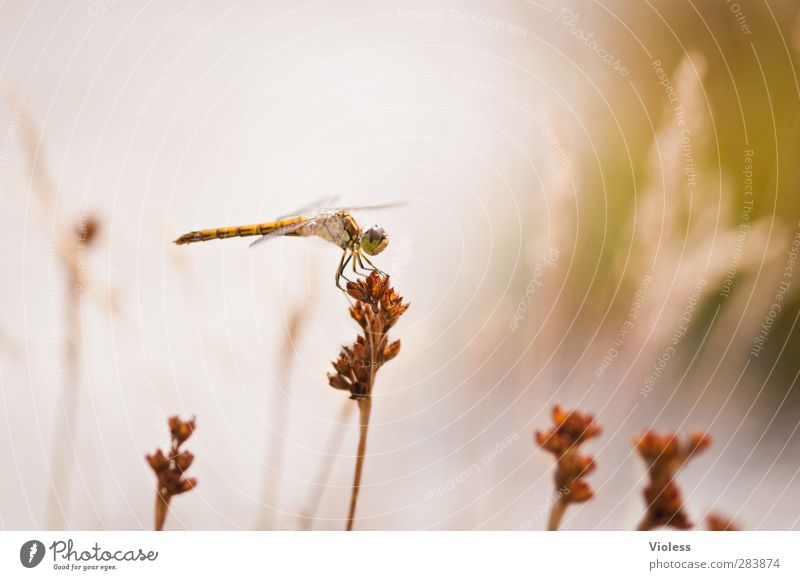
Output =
[
  {"x1": 328, "y1": 273, "x2": 408, "y2": 531},
  {"x1": 300, "y1": 400, "x2": 354, "y2": 530},
  {"x1": 15, "y1": 98, "x2": 105, "y2": 527},
  {"x1": 258, "y1": 297, "x2": 309, "y2": 530},
  {"x1": 634, "y1": 430, "x2": 711, "y2": 531},
  {"x1": 347, "y1": 396, "x2": 372, "y2": 530},
  {"x1": 146, "y1": 416, "x2": 198, "y2": 531},
  {"x1": 535, "y1": 405, "x2": 601, "y2": 531}
]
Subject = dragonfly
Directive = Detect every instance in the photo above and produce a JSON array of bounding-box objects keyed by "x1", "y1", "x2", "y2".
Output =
[{"x1": 173, "y1": 198, "x2": 402, "y2": 289}]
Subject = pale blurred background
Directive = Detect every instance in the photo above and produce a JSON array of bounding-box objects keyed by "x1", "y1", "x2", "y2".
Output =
[{"x1": 1, "y1": 0, "x2": 799, "y2": 530}]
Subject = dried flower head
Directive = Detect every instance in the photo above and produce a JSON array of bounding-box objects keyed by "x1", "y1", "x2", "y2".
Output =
[
  {"x1": 146, "y1": 415, "x2": 198, "y2": 531},
  {"x1": 328, "y1": 272, "x2": 409, "y2": 400},
  {"x1": 635, "y1": 429, "x2": 711, "y2": 531},
  {"x1": 536, "y1": 405, "x2": 602, "y2": 529},
  {"x1": 329, "y1": 272, "x2": 408, "y2": 531}
]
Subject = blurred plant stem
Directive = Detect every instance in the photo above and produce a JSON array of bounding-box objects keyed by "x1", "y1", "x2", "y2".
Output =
[
  {"x1": 547, "y1": 498, "x2": 568, "y2": 532},
  {"x1": 258, "y1": 288, "x2": 311, "y2": 530},
  {"x1": 154, "y1": 493, "x2": 170, "y2": 532},
  {"x1": 14, "y1": 95, "x2": 103, "y2": 528},
  {"x1": 300, "y1": 400, "x2": 353, "y2": 530},
  {"x1": 46, "y1": 271, "x2": 82, "y2": 528}
]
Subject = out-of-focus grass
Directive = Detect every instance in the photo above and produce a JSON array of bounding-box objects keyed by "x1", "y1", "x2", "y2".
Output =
[{"x1": 516, "y1": 0, "x2": 800, "y2": 407}]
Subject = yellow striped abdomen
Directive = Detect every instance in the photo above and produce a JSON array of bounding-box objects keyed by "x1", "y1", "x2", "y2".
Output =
[{"x1": 173, "y1": 217, "x2": 304, "y2": 245}]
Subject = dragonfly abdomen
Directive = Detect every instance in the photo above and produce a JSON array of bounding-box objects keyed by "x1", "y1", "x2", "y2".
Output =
[{"x1": 173, "y1": 218, "x2": 304, "y2": 245}]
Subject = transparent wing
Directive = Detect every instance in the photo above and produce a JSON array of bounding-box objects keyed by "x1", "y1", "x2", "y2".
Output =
[
  {"x1": 328, "y1": 199, "x2": 409, "y2": 213},
  {"x1": 250, "y1": 199, "x2": 407, "y2": 248},
  {"x1": 276, "y1": 194, "x2": 342, "y2": 219}
]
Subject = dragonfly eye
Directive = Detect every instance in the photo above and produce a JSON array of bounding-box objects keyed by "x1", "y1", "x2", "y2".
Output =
[{"x1": 361, "y1": 225, "x2": 388, "y2": 255}]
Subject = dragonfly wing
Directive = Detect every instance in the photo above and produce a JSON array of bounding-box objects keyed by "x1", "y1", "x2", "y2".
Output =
[
  {"x1": 276, "y1": 194, "x2": 342, "y2": 219},
  {"x1": 249, "y1": 217, "x2": 319, "y2": 248},
  {"x1": 248, "y1": 199, "x2": 406, "y2": 248},
  {"x1": 331, "y1": 199, "x2": 409, "y2": 212}
]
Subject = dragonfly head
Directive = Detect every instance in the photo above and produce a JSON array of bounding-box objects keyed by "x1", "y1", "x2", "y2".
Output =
[{"x1": 360, "y1": 225, "x2": 389, "y2": 256}]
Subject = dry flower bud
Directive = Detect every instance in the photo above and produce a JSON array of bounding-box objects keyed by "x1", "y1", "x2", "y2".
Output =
[
  {"x1": 168, "y1": 415, "x2": 196, "y2": 445},
  {"x1": 707, "y1": 513, "x2": 739, "y2": 531},
  {"x1": 383, "y1": 340, "x2": 401, "y2": 361},
  {"x1": 635, "y1": 429, "x2": 711, "y2": 531},
  {"x1": 147, "y1": 415, "x2": 198, "y2": 531},
  {"x1": 329, "y1": 273, "x2": 408, "y2": 400},
  {"x1": 536, "y1": 405, "x2": 602, "y2": 530}
]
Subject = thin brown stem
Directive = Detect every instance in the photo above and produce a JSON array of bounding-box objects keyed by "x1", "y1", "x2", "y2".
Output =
[
  {"x1": 547, "y1": 498, "x2": 568, "y2": 531},
  {"x1": 636, "y1": 517, "x2": 654, "y2": 532},
  {"x1": 155, "y1": 492, "x2": 170, "y2": 531},
  {"x1": 346, "y1": 396, "x2": 372, "y2": 531}
]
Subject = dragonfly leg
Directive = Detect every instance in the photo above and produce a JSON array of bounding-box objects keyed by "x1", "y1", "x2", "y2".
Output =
[
  {"x1": 336, "y1": 250, "x2": 354, "y2": 290},
  {"x1": 359, "y1": 253, "x2": 387, "y2": 277},
  {"x1": 352, "y1": 250, "x2": 365, "y2": 276},
  {"x1": 353, "y1": 250, "x2": 374, "y2": 278},
  {"x1": 354, "y1": 252, "x2": 369, "y2": 275},
  {"x1": 350, "y1": 250, "x2": 368, "y2": 277}
]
